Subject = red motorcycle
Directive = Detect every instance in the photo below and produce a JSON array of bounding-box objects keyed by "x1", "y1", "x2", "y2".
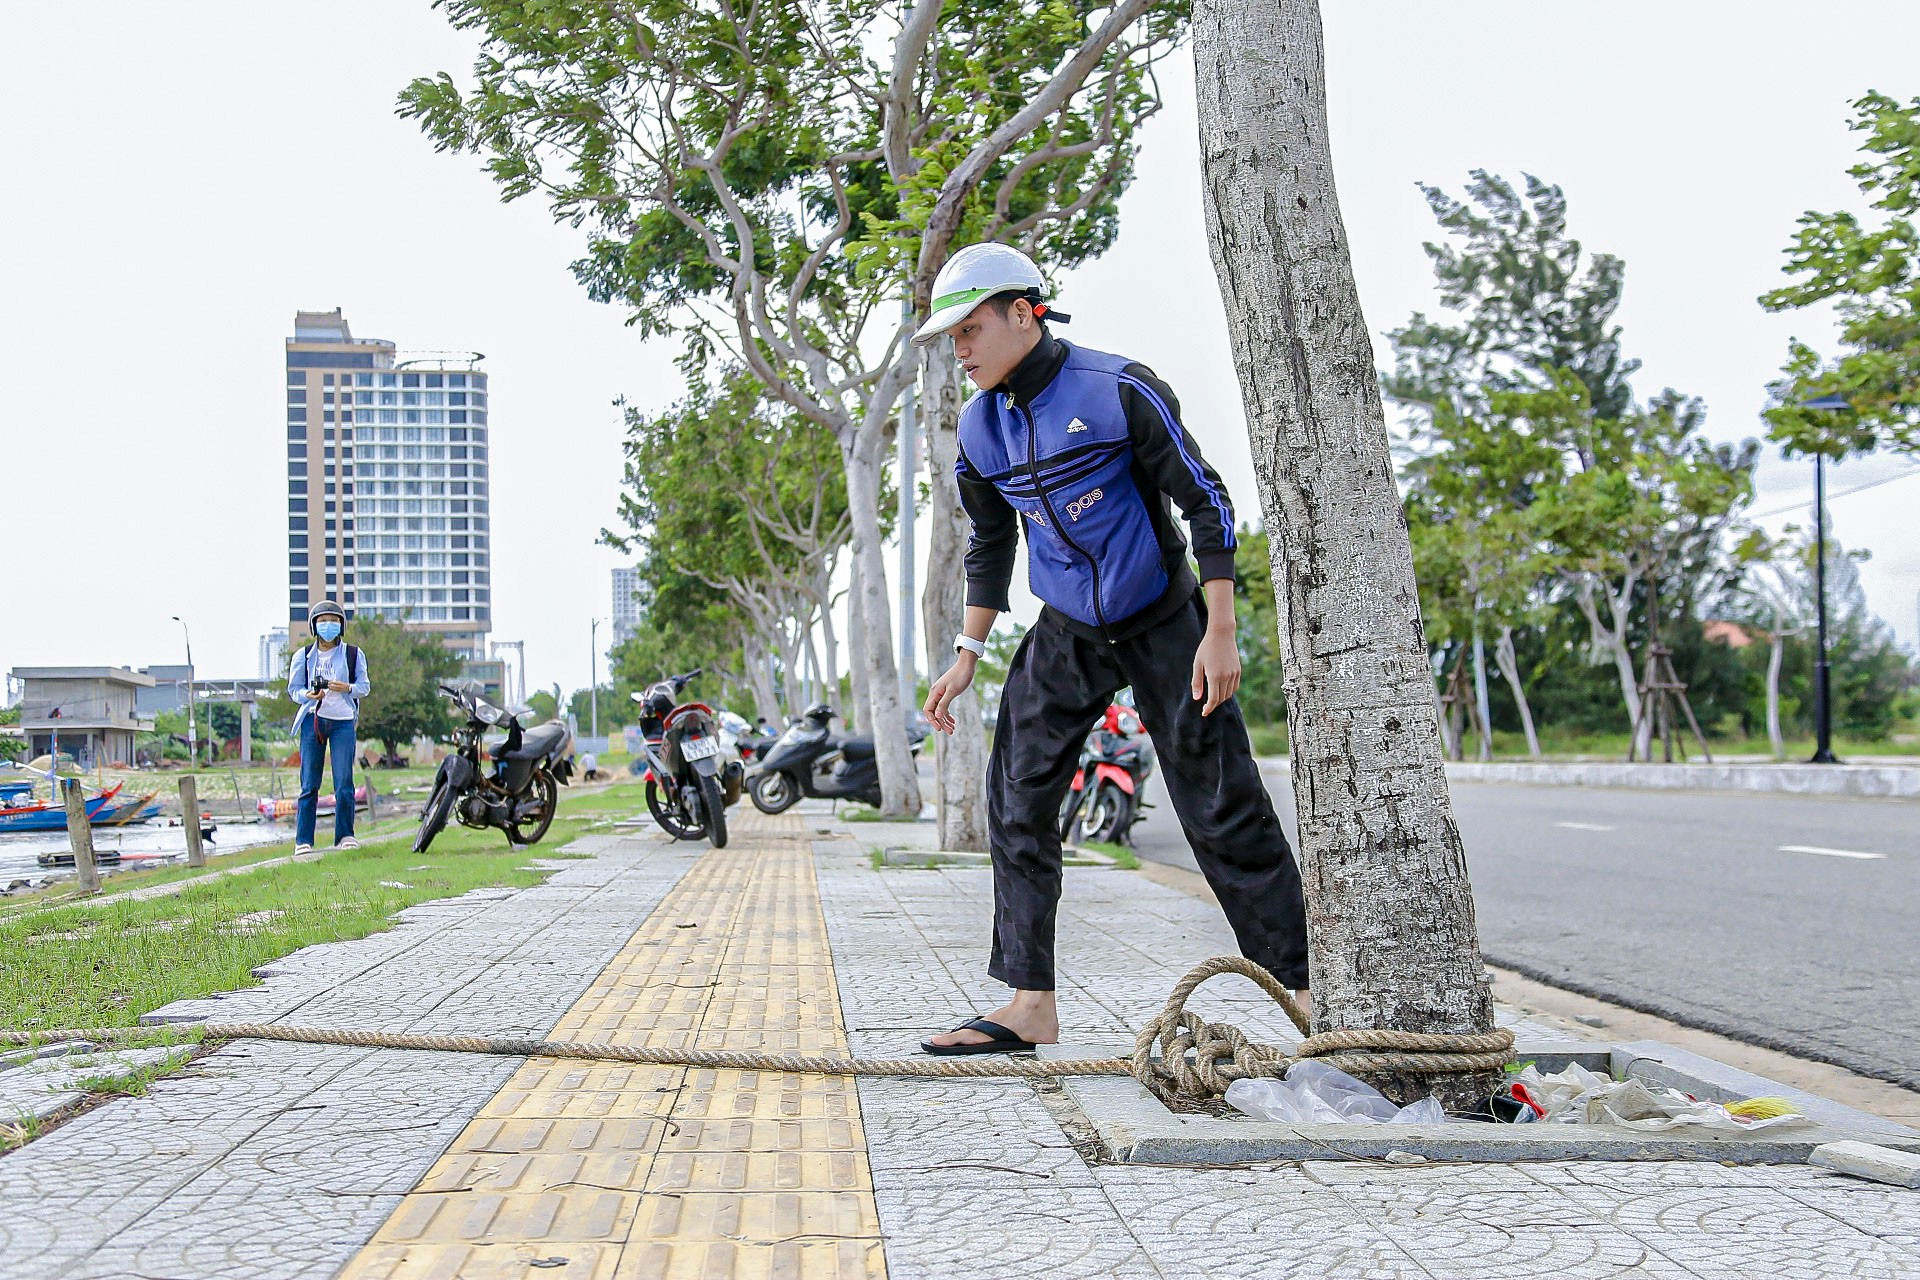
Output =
[{"x1": 1057, "y1": 702, "x2": 1154, "y2": 846}]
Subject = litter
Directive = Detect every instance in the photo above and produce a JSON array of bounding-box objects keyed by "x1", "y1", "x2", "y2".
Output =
[
  {"x1": 1503, "y1": 1064, "x2": 1812, "y2": 1132},
  {"x1": 1225, "y1": 1060, "x2": 1446, "y2": 1125}
]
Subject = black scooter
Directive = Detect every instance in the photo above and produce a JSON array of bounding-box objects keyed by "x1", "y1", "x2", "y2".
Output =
[{"x1": 748, "y1": 704, "x2": 924, "y2": 814}]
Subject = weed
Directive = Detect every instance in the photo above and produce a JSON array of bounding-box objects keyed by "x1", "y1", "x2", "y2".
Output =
[{"x1": 1080, "y1": 840, "x2": 1140, "y2": 870}]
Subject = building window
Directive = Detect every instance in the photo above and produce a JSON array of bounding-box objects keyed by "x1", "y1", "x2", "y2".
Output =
[
  {"x1": 403, "y1": 373, "x2": 421, "y2": 388},
  {"x1": 379, "y1": 373, "x2": 397, "y2": 388}
]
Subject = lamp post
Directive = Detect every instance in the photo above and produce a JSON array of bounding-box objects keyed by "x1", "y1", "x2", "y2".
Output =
[
  {"x1": 589, "y1": 617, "x2": 603, "y2": 742},
  {"x1": 170, "y1": 615, "x2": 197, "y2": 766},
  {"x1": 1796, "y1": 394, "x2": 1850, "y2": 764}
]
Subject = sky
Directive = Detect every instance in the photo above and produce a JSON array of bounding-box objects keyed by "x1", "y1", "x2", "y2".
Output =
[{"x1": 4, "y1": 2, "x2": 1918, "y2": 702}]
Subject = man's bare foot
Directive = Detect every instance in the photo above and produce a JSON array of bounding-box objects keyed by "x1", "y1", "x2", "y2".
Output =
[
  {"x1": 1294, "y1": 988, "x2": 1313, "y2": 1027},
  {"x1": 924, "y1": 989, "x2": 1060, "y2": 1048}
]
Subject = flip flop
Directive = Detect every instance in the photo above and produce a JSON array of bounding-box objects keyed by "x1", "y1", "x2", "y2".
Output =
[{"x1": 920, "y1": 1017, "x2": 1037, "y2": 1056}]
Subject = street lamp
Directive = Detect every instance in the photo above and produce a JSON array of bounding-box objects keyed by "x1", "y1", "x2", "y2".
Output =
[
  {"x1": 1796, "y1": 394, "x2": 1851, "y2": 764},
  {"x1": 589, "y1": 617, "x2": 605, "y2": 742},
  {"x1": 170, "y1": 615, "x2": 197, "y2": 766}
]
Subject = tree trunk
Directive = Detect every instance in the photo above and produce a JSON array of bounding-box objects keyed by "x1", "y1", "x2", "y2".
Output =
[
  {"x1": 1574, "y1": 578, "x2": 1643, "y2": 741},
  {"x1": 1192, "y1": 0, "x2": 1496, "y2": 1107},
  {"x1": 845, "y1": 442, "x2": 922, "y2": 815},
  {"x1": 918, "y1": 342, "x2": 990, "y2": 851},
  {"x1": 846, "y1": 554, "x2": 868, "y2": 733},
  {"x1": 1470, "y1": 617, "x2": 1493, "y2": 761},
  {"x1": 1493, "y1": 625, "x2": 1541, "y2": 759},
  {"x1": 1766, "y1": 619, "x2": 1785, "y2": 760},
  {"x1": 818, "y1": 591, "x2": 839, "y2": 715}
]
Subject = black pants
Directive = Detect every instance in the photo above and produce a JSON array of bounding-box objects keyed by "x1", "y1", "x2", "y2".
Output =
[{"x1": 986, "y1": 595, "x2": 1310, "y2": 990}]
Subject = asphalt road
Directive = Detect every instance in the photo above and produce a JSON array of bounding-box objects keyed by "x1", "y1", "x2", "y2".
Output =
[{"x1": 1123, "y1": 760, "x2": 1920, "y2": 1089}]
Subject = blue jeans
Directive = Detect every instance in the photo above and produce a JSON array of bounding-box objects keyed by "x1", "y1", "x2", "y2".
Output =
[{"x1": 297, "y1": 714, "x2": 358, "y2": 846}]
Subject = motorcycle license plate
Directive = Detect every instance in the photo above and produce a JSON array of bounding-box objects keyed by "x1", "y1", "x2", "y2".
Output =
[{"x1": 681, "y1": 736, "x2": 718, "y2": 761}]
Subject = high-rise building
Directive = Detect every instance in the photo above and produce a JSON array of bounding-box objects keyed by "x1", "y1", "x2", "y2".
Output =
[
  {"x1": 257, "y1": 627, "x2": 290, "y2": 681},
  {"x1": 611, "y1": 564, "x2": 642, "y2": 646},
  {"x1": 285, "y1": 310, "x2": 492, "y2": 660}
]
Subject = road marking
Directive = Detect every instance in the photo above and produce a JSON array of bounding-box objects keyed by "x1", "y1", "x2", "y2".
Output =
[
  {"x1": 1556, "y1": 821, "x2": 1614, "y2": 832},
  {"x1": 1778, "y1": 844, "x2": 1887, "y2": 861}
]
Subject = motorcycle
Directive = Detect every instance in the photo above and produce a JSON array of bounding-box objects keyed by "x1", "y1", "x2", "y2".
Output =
[
  {"x1": 748, "y1": 704, "x2": 925, "y2": 814},
  {"x1": 631, "y1": 669, "x2": 743, "y2": 847},
  {"x1": 720, "y1": 710, "x2": 780, "y2": 766},
  {"x1": 415, "y1": 679, "x2": 573, "y2": 853},
  {"x1": 1057, "y1": 701, "x2": 1154, "y2": 846}
]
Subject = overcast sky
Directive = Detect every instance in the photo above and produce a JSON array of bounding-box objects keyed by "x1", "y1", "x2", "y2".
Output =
[{"x1": 4, "y1": 2, "x2": 1917, "y2": 702}]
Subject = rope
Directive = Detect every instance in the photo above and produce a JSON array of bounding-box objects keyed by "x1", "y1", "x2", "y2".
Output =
[{"x1": 2, "y1": 957, "x2": 1512, "y2": 1101}]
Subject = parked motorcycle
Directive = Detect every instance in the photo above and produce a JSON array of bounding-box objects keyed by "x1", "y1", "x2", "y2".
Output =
[
  {"x1": 748, "y1": 704, "x2": 925, "y2": 814},
  {"x1": 415, "y1": 679, "x2": 573, "y2": 853},
  {"x1": 1057, "y1": 702, "x2": 1154, "y2": 846},
  {"x1": 720, "y1": 711, "x2": 780, "y2": 766},
  {"x1": 631, "y1": 669, "x2": 743, "y2": 847}
]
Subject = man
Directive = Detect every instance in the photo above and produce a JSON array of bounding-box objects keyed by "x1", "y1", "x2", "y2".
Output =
[
  {"x1": 287, "y1": 600, "x2": 371, "y2": 855},
  {"x1": 917, "y1": 243, "x2": 1310, "y2": 1054}
]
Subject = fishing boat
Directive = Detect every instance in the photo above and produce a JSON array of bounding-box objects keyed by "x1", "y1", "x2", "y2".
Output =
[
  {"x1": 0, "y1": 781, "x2": 124, "y2": 833},
  {"x1": 98, "y1": 791, "x2": 163, "y2": 826}
]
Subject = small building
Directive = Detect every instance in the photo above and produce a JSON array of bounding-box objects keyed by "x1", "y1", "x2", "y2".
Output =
[{"x1": 9, "y1": 667, "x2": 156, "y2": 768}]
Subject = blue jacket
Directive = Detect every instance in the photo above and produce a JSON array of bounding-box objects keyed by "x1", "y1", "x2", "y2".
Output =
[{"x1": 956, "y1": 336, "x2": 1238, "y2": 642}]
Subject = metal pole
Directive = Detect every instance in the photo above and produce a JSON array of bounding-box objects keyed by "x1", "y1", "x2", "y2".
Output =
[
  {"x1": 1811, "y1": 453, "x2": 1837, "y2": 763},
  {"x1": 173, "y1": 616, "x2": 197, "y2": 766},
  {"x1": 590, "y1": 618, "x2": 600, "y2": 740},
  {"x1": 898, "y1": 301, "x2": 919, "y2": 717}
]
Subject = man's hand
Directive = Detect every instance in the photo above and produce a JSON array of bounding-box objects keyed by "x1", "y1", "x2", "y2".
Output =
[
  {"x1": 1191, "y1": 625, "x2": 1241, "y2": 717},
  {"x1": 924, "y1": 654, "x2": 978, "y2": 734}
]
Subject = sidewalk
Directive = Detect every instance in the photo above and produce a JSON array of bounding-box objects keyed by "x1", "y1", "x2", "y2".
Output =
[{"x1": 2, "y1": 809, "x2": 1916, "y2": 1278}]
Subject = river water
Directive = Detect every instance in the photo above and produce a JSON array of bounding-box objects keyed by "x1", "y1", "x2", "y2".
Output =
[{"x1": 0, "y1": 821, "x2": 294, "y2": 888}]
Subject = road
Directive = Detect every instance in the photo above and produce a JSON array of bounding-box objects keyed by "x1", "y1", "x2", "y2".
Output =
[{"x1": 1122, "y1": 760, "x2": 1920, "y2": 1089}]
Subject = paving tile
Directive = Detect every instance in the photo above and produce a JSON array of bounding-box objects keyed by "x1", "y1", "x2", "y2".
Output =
[{"x1": 339, "y1": 812, "x2": 887, "y2": 1278}]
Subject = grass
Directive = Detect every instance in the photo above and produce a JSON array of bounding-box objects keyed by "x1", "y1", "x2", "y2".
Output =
[
  {"x1": 1079, "y1": 839, "x2": 1141, "y2": 870},
  {"x1": 837, "y1": 804, "x2": 891, "y2": 822},
  {"x1": 0, "y1": 779, "x2": 648, "y2": 1037}
]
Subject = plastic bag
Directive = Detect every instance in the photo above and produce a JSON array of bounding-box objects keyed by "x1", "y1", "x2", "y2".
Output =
[
  {"x1": 1226, "y1": 1061, "x2": 1446, "y2": 1125},
  {"x1": 1509, "y1": 1064, "x2": 1810, "y2": 1131}
]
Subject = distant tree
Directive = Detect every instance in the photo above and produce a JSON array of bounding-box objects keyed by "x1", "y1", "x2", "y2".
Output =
[
  {"x1": 1525, "y1": 375, "x2": 1758, "y2": 747},
  {"x1": 1403, "y1": 395, "x2": 1563, "y2": 758},
  {"x1": 526, "y1": 690, "x2": 560, "y2": 723},
  {"x1": 206, "y1": 702, "x2": 244, "y2": 746},
  {"x1": 346, "y1": 617, "x2": 460, "y2": 759},
  {"x1": 1385, "y1": 171, "x2": 1639, "y2": 429},
  {"x1": 1761, "y1": 92, "x2": 1920, "y2": 460}
]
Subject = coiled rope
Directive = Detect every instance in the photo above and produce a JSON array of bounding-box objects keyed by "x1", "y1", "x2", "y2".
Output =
[{"x1": 2, "y1": 957, "x2": 1511, "y2": 1101}]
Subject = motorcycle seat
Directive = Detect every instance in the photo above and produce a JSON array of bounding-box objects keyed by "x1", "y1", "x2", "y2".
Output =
[
  {"x1": 501, "y1": 721, "x2": 571, "y2": 762},
  {"x1": 837, "y1": 735, "x2": 876, "y2": 760}
]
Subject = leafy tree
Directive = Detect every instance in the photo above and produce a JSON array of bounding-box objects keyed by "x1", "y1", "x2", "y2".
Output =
[
  {"x1": 1523, "y1": 376, "x2": 1757, "y2": 745},
  {"x1": 1403, "y1": 395, "x2": 1563, "y2": 758},
  {"x1": 1761, "y1": 92, "x2": 1920, "y2": 459},
  {"x1": 344, "y1": 617, "x2": 460, "y2": 759},
  {"x1": 1386, "y1": 171, "x2": 1638, "y2": 428},
  {"x1": 206, "y1": 702, "x2": 244, "y2": 746},
  {"x1": 526, "y1": 690, "x2": 560, "y2": 723},
  {"x1": 604, "y1": 372, "x2": 856, "y2": 725},
  {"x1": 403, "y1": 0, "x2": 1184, "y2": 817}
]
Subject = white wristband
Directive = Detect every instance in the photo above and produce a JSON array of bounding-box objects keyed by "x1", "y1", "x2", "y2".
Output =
[{"x1": 953, "y1": 633, "x2": 988, "y2": 658}]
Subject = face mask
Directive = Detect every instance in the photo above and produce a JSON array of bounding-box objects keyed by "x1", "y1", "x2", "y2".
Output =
[{"x1": 316, "y1": 620, "x2": 343, "y2": 642}]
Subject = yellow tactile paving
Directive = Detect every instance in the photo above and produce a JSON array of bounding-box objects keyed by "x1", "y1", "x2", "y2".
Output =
[{"x1": 339, "y1": 811, "x2": 888, "y2": 1280}]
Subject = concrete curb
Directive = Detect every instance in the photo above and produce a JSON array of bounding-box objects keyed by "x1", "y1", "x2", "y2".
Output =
[
  {"x1": 1259, "y1": 756, "x2": 1919, "y2": 798},
  {"x1": 1045, "y1": 1039, "x2": 1920, "y2": 1165}
]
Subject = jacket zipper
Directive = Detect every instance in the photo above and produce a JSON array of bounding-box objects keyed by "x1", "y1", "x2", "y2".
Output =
[{"x1": 1016, "y1": 396, "x2": 1113, "y2": 643}]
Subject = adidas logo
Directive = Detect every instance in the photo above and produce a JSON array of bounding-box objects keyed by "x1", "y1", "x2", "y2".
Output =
[{"x1": 1065, "y1": 417, "x2": 1089, "y2": 433}]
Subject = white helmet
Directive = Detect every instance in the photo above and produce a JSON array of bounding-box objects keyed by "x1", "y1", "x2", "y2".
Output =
[{"x1": 912, "y1": 243, "x2": 1056, "y2": 346}]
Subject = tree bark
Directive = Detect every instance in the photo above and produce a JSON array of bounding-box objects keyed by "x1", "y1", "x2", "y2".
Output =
[
  {"x1": 846, "y1": 551, "x2": 868, "y2": 734},
  {"x1": 918, "y1": 342, "x2": 990, "y2": 851},
  {"x1": 1470, "y1": 618, "x2": 1493, "y2": 761},
  {"x1": 1766, "y1": 609, "x2": 1786, "y2": 759},
  {"x1": 845, "y1": 445, "x2": 923, "y2": 815},
  {"x1": 1493, "y1": 625, "x2": 1542, "y2": 759},
  {"x1": 1192, "y1": 0, "x2": 1496, "y2": 1106}
]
